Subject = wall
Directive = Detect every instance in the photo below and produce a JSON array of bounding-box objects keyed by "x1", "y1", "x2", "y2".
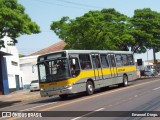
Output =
[
  {"x1": 19, "y1": 55, "x2": 39, "y2": 89},
  {"x1": 1, "y1": 36, "x2": 22, "y2": 92}
]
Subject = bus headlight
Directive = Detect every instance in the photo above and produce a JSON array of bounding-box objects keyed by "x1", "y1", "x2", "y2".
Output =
[{"x1": 65, "y1": 84, "x2": 72, "y2": 88}]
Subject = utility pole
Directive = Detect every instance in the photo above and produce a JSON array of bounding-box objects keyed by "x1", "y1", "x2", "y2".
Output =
[
  {"x1": 153, "y1": 47, "x2": 157, "y2": 75},
  {"x1": 153, "y1": 47, "x2": 157, "y2": 64},
  {"x1": 147, "y1": 49, "x2": 149, "y2": 65}
]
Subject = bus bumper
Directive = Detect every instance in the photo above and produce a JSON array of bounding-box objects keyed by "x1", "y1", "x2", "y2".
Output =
[{"x1": 40, "y1": 86, "x2": 73, "y2": 97}]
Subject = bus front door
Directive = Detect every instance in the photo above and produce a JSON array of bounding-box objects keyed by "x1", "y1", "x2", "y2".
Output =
[{"x1": 91, "y1": 54, "x2": 103, "y2": 87}]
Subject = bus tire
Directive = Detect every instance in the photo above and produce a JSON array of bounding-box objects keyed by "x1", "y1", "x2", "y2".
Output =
[
  {"x1": 59, "y1": 94, "x2": 68, "y2": 99},
  {"x1": 86, "y1": 81, "x2": 94, "y2": 95},
  {"x1": 120, "y1": 75, "x2": 128, "y2": 87}
]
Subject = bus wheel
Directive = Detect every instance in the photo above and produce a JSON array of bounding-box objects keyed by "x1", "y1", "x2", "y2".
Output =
[
  {"x1": 59, "y1": 94, "x2": 68, "y2": 99},
  {"x1": 86, "y1": 81, "x2": 94, "y2": 95},
  {"x1": 120, "y1": 75, "x2": 128, "y2": 87}
]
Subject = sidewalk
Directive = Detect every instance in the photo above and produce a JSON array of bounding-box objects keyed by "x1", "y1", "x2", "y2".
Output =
[
  {"x1": 0, "y1": 90, "x2": 41, "y2": 108},
  {"x1": 0, "y1": 89, "x2": 41, "y2": 102}
]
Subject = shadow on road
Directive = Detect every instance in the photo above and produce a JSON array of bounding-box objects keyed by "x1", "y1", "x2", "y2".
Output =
[
  {"x1": 29, "y1": 84, "x2": 130, "y2": 104},
  {"x1": 0, "y1": 101, "x2": 21, "y2": 108}
]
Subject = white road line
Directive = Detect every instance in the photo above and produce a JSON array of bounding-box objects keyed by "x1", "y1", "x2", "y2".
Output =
[
  {"x1": 71, "y1": 108, "x2": 105, "y2": 120},
  {"x1": 95, "y1": 108, "x2": 105, "y2": 111},
  {"x1": 20, "y1": 102, "x2": 57, "y2": 111},
  {"x1": 153, "y1": 87, "x2": 160, "y2": 90}
]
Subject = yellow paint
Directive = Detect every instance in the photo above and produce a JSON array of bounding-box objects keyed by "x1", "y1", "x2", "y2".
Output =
[{"x1": 40, "y1": 66, "x2": 136, "y2": 89}]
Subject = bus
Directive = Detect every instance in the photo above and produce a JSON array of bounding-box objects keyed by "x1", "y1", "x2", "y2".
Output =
[{"x1": 37, "y1": 50, "x2": 138, "y2": 99}]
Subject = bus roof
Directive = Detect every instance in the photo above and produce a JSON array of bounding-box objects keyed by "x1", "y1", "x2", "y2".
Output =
[{"x1": 38, "y1": 50, "x2": 133, "y2": 57}]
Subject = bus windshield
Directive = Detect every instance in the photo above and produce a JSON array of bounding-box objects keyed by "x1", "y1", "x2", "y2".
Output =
[{"x1": 38, "y1": 58, "x2": 70, "y2": 83}]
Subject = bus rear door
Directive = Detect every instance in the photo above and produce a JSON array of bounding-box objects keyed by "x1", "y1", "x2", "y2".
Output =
[{"x1": 108, "y1": 54, "x2": 118, "y2": 83}]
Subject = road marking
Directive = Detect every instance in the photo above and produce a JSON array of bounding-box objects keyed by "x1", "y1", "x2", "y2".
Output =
[
  {"x1": 39, "y1": 79, "x2": 160, "y2": 111},
  {"x1": 7, "y1": 79, "x2": 160, "y2": 120},
  {"x1": 20, "y1": 102, "x2": 57, "y2": 111},
  {"x1": 153, "y1": 87, "x2": 160, "y2": 90},
  {"x1": 95, "y1": 108, "x2": 105, "y2": 111},
  {"x1": 71, "y1": 108, "x2": 105, "y2": 120}
]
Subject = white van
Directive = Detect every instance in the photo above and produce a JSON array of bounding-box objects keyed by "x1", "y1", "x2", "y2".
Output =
[{"x1": 30, "y1": 80, "x2": 40, "y2": 92}]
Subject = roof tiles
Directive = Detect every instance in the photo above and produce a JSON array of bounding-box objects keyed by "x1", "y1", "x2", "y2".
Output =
[{"x1": 29, "y1": 41, "x2": 66, "y2": 56}]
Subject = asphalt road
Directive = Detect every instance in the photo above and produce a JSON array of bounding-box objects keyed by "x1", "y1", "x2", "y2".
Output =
[{"x1": 0, "y1": 77, "x2": 160, "y2": 120}]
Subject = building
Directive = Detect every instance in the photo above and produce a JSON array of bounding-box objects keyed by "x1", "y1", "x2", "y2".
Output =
[
  {"x1": 0, "y1": 36, "x2": 22, "y2": 94},
  {"x1": 0, "y1": 51, "x2": 10, "y2": 95},
  {"x1": 19, "y1": 55, "x2": 39, "y2": 89},
  {"x1": 19, "y1": 41, "x2": 66, "y2": 89}
]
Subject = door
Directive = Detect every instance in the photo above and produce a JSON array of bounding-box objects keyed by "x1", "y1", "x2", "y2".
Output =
[
  {"x1": 91, "y1": 54, "x2": 103, "y2": 80},
  {"x1": 15, "y1": 75, "x2": 20, "y2": 90},
  {"x1": 108, "y1": 54, "x2": 118, "y2": 77},
  {"x1": 0, "y1": 57, "x2": 3, "y2": 94}
]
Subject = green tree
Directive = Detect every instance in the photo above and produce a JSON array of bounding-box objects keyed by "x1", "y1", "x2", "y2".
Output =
[
  {"x1": 51, "y1": 8, "x2": 132, "y2": 51},
  {"x1": 130, "y1": 8, "x2": 160, "y2": 61},
  {"x1": 19, "y1": 54, "x2": 25, "y2": 58},
  {"x1": 0, "y1": 0, "x2": 40, "y2": 48}
]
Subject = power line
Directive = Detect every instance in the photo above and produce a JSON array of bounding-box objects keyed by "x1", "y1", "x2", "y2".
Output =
[
  {"x1": 54, "y1": 0, "x2": 103, "y2": 9},
  {"x1": 31, "y1": 0, "x2": 90, "y2": 10}
]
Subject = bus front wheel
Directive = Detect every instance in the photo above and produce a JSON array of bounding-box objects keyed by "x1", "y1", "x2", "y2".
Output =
[{"x1": 86, "y1": 81, "x2": 94, "y2": 95}]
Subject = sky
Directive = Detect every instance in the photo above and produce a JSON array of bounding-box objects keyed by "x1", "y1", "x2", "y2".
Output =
[{"x1": 16, "y1": 0, "x2": 160, "y2": 61}]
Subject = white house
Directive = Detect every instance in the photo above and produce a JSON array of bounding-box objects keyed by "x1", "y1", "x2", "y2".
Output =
[
  {"x1": 19, "y1": 41, "x2": 66, "y2": 89},
  {"x1": 19, "y1": 55, "x2": 39, "y2": 89},
  {"x1": 0, "y1": 36, "x2": 22, "y2": 94}
]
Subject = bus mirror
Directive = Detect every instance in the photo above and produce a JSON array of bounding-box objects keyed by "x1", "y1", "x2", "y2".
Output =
[
  {"x1": 32, "y1": 65, "x2": 36, "y2": 73},
  {"x1": 72, "y1": 59, "x2": 76, "y2": 65}
]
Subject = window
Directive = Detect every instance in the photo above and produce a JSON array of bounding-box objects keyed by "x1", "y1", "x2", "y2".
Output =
[
  {"x1": 100, "y1": 54, "x2": 109, "y2": 68},
  {"x1": 128, "y1": 54, "x2": 134, "y2": 65},
  {"x1": 79, "y1": 54, "x2": 92, "y2": 70},
  {"x1": 11, "y1": 61, "x2": 18, "y2": 66},
  {"x1": 69, "y1": 58, "x2": 80, "y2": 77},
  {"x1": 121, "y1": 54, "x2": 129, "y2": 66},
  {"x1": 91, "y1": 55, "x2": 101, "y2": 69},
  {"x1": 108, "y1": 54, "x2": 116, "y2": 67},
  {"x1": 115, "y1": 54, "x2": 123, "y2": 67}
]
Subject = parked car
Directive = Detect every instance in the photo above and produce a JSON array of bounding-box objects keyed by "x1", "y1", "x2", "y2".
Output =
[{"x1": 30, "y1": 80, "x2": 40, "y2": 92}]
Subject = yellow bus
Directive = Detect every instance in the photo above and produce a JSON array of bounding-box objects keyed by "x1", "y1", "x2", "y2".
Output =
[{"x1": 37, "y1": 50, "x2": 137, "y2": 99}]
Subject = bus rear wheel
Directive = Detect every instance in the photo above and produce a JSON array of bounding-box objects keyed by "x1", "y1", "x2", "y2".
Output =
[
  {"x1": 120, "y1": 75, "x2": 128, "y2": 87},
  {"x1": 86, "y1": 81, "x2": 94, "y2": 95}
]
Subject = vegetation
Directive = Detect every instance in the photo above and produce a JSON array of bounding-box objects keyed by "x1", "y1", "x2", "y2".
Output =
[
  {"x1": 0, "y1": 0, "x2": 40, "y2": 49},
  {"x1": 51, "y1": 8, "x2": 160, "y2": 55},
  {"x1": 19, "y1": 54, "x2": 25, "y2": 58}
]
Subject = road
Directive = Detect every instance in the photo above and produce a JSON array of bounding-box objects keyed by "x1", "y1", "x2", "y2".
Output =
[{"x1": 0, "y1": 77, "x2": 160, "y2": 120}]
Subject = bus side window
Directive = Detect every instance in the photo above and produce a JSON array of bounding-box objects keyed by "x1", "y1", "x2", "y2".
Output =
[
  {"x1": 79, "y1": 54, "x2": 92, "y2": 70},
  {"x1": 100, "y1": 54, "x2": 109, "y2": 68},
  {"x1": 122, "y1": 54, "x2": 129, "y2": 66},
  {"x1": 108, "y1": 54, "x2": 116, "y2": 67},
  {"x1": 91, "y1": 55, "x2": 101, "y2": 69},
  {"x1": 115, "y1": 54, "x2": 123, "y2": 67},
  {"x1": 128, "y1": 54, "x2": 134, "y2": 65},
  {"x1": 70, "y1": 58, "x2": 80, "y2": 77}
]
